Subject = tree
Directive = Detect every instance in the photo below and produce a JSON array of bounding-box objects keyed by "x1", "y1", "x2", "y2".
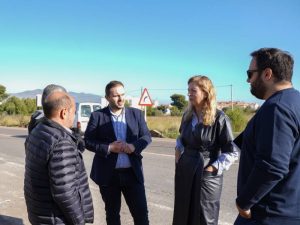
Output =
[
  {"x1": 157, "y1": 105, "x2": 168, "y2": 113},
  {"x1": 170, "y1": 94, "x2": 188, "y2": 111},
  {"x1": 24, "y1": 98, "x2": 37, "y2": 114},
  {"x1": 2, "y1": 96, "x2": 28, "y2": 115},
  {"x1": 125, "y1": 100, "x2": 131, "y2": 107},
  {"x1": 0, "y1": 84, "x2": 8, "y2": 102},
  {"x1": 3, "y1": 102, "x2": 15, "y2": 115},
  {"x1": 170, "y1": 106, "x2": 183, "y2": 116}
]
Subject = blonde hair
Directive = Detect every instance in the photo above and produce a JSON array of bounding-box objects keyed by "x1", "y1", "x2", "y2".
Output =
[{"x1": 183, "y1": 75, "x2": 217, "y2": 126}]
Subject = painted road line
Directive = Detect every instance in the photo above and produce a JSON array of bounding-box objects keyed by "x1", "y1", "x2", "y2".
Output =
[
  {"x1": 143, "y1": 152, "x2": 174, "y2": 158},
  {"x1": 148, "y1": 202, "x2": 173, "y2": 211},
  {"x1": 143, "y1": 151, "x2": 240, "y2": 164},
  {"x1": 0, "y1": 133, "x2": 13, "y2": 137}
]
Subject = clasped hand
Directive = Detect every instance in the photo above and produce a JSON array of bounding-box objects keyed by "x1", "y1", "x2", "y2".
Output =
[{"x1": 109, "y1": 141, "x2": 135, "y2": 154}]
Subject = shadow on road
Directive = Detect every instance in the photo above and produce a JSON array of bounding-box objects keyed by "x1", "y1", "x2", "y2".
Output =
[
  {"x1": 11, "y1": 135, "x2": 27, "y2": 139},
  {"x1": 0, "y1": 215, "x2": 24, "y2": 225}
]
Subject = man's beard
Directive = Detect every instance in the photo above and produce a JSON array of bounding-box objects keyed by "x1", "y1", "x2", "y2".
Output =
[
  {"x1": 111, "y1": 101, "x2": 124, "y2": 110},
  {"x1": 250, "y1": 76, "x2": 267, "y2": 100}
]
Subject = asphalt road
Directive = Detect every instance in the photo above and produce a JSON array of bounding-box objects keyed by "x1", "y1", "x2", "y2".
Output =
[{"x1": 0, "y1": 126, "x2": 239, "y2": 225}]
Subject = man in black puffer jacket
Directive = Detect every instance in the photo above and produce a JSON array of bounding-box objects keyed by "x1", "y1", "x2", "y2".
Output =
[
  {"x1": 28, "y1": 84, "x2": 85, "y2": 153},
  {"x1": 24, "y1": 91, "x2": 94, "y2": 225}
]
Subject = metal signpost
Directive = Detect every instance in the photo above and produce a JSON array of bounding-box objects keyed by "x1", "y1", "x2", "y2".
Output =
[{"x1": 138, "y1": 88, "x2": 153, "y2": 122}]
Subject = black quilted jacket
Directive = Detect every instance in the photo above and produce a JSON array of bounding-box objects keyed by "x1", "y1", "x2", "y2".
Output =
[{"x1": 24, "y1": 118, "x2": 94, "y2": 225}]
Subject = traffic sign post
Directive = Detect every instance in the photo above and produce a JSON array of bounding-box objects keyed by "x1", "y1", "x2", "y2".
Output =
[{"x1": 138, "y1": 88, "x2": 153, "y2": 122}]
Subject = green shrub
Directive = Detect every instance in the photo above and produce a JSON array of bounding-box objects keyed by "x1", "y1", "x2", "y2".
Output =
[
  {"x1": 225, "y1": 107, "x2": 248, "y2": 132},
  {"x1": 170, "y1": 106, "x2": 183, "y2": 116},
  {"x1": 146, "y1": 106, "x2": 164, "y2": 116}
]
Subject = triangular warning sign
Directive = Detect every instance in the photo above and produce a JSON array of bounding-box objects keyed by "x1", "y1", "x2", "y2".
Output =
[{"x1": 138, "y1": 88, "x2": 153, "y2": 106}]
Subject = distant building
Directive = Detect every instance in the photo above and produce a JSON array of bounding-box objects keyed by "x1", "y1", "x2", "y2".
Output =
[
  {"x1": 217, "y1": 101, "x2": 260, "y2": 110},
  {"x1": 36, "y1": 94, "x2": 42, "y2": 107},
  {"x1": 164, "y1": 108, "x2": 171, "y2": 115},
  {"x1": 153, "y1": 100, "x2": 159, "y2": 108}
]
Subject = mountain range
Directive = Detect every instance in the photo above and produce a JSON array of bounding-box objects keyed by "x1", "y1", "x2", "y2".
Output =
[{"x1": 10, "y1": 89, "x2": 102, "y2": 103}]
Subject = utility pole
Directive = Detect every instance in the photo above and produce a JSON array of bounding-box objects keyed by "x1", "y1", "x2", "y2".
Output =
[
  {"x1": 140, "y1": 87, "x2": 147, "y2": 121},
  {"x1": 230, "y1": 84, "x2": 233, "y2": 110}
]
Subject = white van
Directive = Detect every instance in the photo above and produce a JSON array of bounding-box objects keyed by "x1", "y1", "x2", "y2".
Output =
[{"x1": 73, "y1": 102, "x2": 101, "y2": 134}]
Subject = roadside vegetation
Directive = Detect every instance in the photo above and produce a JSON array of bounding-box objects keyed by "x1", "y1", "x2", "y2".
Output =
[
  {"x1": 147, "y1": 93, "x2": 256, "y2": 138},
  {"x1": 0, "y1": 114, "x2": 30, "y2": 127},
  {"x1": 0, "y1": 84, "x2": 256, "y2": 137},
  {"x1": 147, "y1": 116, "x2": 181, "y2": 139},
  {"x1": 0, "y1": 84, "x2": 36, "y2": 127},
  {"x1": 147, "y1": 106, "x2": 255, "y2": 139}
]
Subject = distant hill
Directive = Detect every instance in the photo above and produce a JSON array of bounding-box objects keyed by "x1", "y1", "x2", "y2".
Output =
[{"x1": 10, "y1": 89, "x2": 102, "y2": 103}]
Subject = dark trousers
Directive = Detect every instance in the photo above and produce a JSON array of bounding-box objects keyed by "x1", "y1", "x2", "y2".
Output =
[
  {"x1": 200, "y1": 171, "x2": 223, "y2": 225},
  {"x1": 234, "y1": 215, "x2": 261, "y2": 225},
  {"x1": 99, "y1": 168, "x2": 149, "y2": 225},
  {"x1": 173, "y1": 151, "x2": 223, "y2": 225},
  {"x1": 234, "y1": 214, "x2": 300, "y2": 225}
]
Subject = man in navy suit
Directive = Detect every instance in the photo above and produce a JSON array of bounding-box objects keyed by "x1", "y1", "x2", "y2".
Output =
[
  {"x1": 234, "y1": 48, "x2": 300, "y2": 225},
  {"x1": 85, "y1": 80, "x2": 152, "y2": 225}
]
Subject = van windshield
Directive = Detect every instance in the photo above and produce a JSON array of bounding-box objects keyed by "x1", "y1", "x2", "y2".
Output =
[
  {"x1": 81, "y1": 105, "x2": 92, "y2": 117},
  {"x1": 93, "y1": 105, "x2": 101, "y2": 111}
]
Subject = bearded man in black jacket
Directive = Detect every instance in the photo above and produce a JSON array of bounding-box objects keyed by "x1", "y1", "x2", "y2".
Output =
[{"x1": 24, "y1": 91, "x2": 94, "y2": 225}]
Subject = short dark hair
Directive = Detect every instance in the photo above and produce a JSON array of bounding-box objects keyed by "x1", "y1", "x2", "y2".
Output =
[
  {"x1": 43, "y1": 93, "x2": 72, "y2": 118},
  {"x1": 251, "y1": 48, "x2": 294, "y2": 82},
  {"x1": 42, "y1": 84, "x2": 67, "y2": 106},
  {"x1": 105, "y1": 81, "x2": 124, "y2": 97}
]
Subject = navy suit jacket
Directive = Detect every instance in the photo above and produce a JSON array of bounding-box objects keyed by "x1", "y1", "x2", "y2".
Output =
[{"x1": 85, "y1": 107, "x2": 152, "y2": 186}]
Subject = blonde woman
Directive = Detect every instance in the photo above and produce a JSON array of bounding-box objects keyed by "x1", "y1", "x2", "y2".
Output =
[{"x1": 172, "y1": 75, "x2": 239, "y2": 225}]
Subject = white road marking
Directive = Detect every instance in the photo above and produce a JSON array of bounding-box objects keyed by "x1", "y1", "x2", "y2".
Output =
[
  {"x1": 0, "y1": 133, "x2": 13, "y2": 137},
  {"x1": 0, "y1": 199, "x2": 11, "y2": 205},
  {"x1": 143, "y1": 152, "x2": 174, "y2": 158},
  {"x1": 0, "y1": 157, "x2": 24, "y2": 167},
  {"x1": 0, "y1": 126, "x2": 26, "y2": 131},
  {"x1": 218, "y1": 222, "x2": 232, "y2": 225},
  {"x1": 148, "y1": 202, "x2": 173, "y2": 211},
  {"x1": 143, "y1": 152, "x2": 239, "y2": 164},
  {"x1": 1, "y1": 171, "x2": 19, "y2": 177},
  {"x1": 7, "y1": 161, "x2": 24, "y2": 168}
]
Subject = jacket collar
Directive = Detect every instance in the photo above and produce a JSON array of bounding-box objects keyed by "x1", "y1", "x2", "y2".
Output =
[
  {"x1": 103, "y1": 106, "x2": 135, "y2": 140},
  {"x1": 41, "y1": 117, "x2": 76, "y2": 142}
]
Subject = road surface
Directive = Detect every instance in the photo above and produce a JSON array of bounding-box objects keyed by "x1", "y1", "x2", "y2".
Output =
[{"x1": 0, "y1": 126, "x2": 239, "y2": 225}]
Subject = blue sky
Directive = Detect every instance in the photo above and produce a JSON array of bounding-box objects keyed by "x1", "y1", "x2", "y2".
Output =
[{"x1": 0, "y1": 0, "x2": 299, "y2": 104}]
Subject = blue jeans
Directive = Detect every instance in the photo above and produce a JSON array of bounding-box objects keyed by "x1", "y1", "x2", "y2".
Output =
[{"x1": 234, "y1": 215, "x2": 261, "y2": 225}]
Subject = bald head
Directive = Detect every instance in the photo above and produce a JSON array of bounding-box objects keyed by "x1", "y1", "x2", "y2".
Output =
[
  {"x1": 41, "y1": 84, "x2": 67, "y2": 107},
  {"x1": 43, "y1": 92, "x2": 74, "y2": 120}
]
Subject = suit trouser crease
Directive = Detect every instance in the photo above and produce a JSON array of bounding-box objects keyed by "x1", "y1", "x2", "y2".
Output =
[{"x1": 100, "y1": 169, "x2": 149, "y2": 225}]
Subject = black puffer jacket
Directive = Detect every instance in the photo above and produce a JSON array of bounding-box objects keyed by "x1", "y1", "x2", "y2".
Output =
[{"x1": 24, "y1": 118, "x2": 94, "y2": 225}]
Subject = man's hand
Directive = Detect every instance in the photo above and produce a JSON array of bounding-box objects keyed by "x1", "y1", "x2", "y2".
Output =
[
  {"x1": 124, "y1": 143, "x2": 135, "y2": 154},
  {"x1": 109, "y1": 141, "x2": 126, "y2": 153},
  {"x1": 236, "y1": 203, "x2": 251, "y2": 219}
]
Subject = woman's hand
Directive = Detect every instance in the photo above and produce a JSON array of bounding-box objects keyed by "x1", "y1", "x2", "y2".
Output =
[
  {"x1": 205, "y1": 165, "x2": 218, "y2": 172},
  {"x1": 175, "y1": 149, "x2": 181, "y2": 163}
]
